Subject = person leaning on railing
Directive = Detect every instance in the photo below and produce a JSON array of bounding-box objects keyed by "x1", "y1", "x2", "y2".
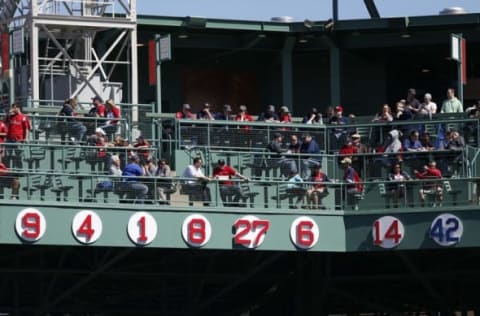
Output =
[
  {"x1": 182, "y1": 157, "x2": 212, "y2": 207},
  {"x1": 212, "y1": 159, "x2": 249, "y2": 207}
]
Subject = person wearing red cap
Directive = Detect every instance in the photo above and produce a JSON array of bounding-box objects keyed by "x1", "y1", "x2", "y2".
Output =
[
  {"x1": 212, "y1": 159, "x2": 248, "y2": 206},
  {"x1": 328, "y1": 105, "x2": 350, "y2": 151}
]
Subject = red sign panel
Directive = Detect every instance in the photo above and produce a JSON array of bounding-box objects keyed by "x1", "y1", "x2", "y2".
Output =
[
  {"x1": 461, "y1": 38, "x2": 467, "y2": 85},
  {"x1": 148, "y1": 40, "x2": 156, "y2": 86},
  {"x1": 1, "y1": 32, "x2": 9, "y2": 74}
]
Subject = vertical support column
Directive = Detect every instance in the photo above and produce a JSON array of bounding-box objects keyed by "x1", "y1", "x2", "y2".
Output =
[
  {"x1": 30, "y1": 23, "x2": 40, "y2": 106},
  {"x1": 8, "y1": 30, "x2": 15, "y2": 105},
  {"x1": 155, "y1": 34, "x2": 161, "y2": 113},
  {"x1": 130, "y1": 29, "x2": 139, "y2": 137},
  {"x1": 329, "y1": 44, "x2": 341, "y2": 106},
  {"x1": 281, "y1": 36, "x2": 295, "y2": 111}
]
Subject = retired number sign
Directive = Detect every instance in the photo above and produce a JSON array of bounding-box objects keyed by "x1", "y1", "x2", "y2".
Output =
[
  {"x1": 372, "y1": 216, "x2": 404, "y2": 249},
  {"x1": 429, "y1": 213, "x2": 463, "y2": 246},
  {"x1": 10, "y1": 208, "x2": 467, "y2": 250}
]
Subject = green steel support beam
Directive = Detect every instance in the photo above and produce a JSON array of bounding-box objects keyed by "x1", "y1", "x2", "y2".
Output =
[
  {"x1": 324, "y1": 35, "x2": 341, "y2": 106},
  {"x1": 282, "y1": 36, "x2": 295, "y2": 111}
]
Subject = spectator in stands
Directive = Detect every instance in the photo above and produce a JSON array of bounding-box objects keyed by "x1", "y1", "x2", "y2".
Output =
[
  {"x1": 133, "y1": 135, "x2": 151, "y2": 164},
  {"x1": 235, "y1": 105, "x2": 253, "y2": 123},
  {"x1": 197, "y1": 103, "x2": 216, "y2": 120},
  {"x1": 217, "y1": 104, "x2": 233, "y2": 121},
  {"x1": 439, "y1": 128, "x2": 465, "y2": 176},
  {"x1": 417, "y1": 93, "x2": 437, "y2": 117},
  {"x1": 58, "y1": 98, "x2": 86, "y2": 144},
  {"x1": 0, "y1": 160, "x2": 20, "y2": 200},
  {"x1": 414, "y1": 161, "x2": 443, "y2": 207},
  {"x1": 371, "y1": 104, "x2": 393, "y2": 149},
  {"x1": 441, "y1": 88, "x2": 463, "y2": 113},
  {"x1": 403, "y1": 130, "x2": 428, "y2": 171},
  {"x1": 302, "y1": 107, "x2": 322, "y2": 124},
  {"x1": 394, "y1": 101, "x2": 412, "y2": 121},
  {"x1": 266, "y1": 132, "x2": 297, "y2": 177},
  {"x1": 299, "y1": 132, "x2": 322, "y2": 170},
  {"x1": 93, "y1": 128, "x2": 109, "y2": 172},
  {"x1": 176, "y1": 104, "x2": 196, "y2": 119},
  {"x1": 324, "y1": 106, "x2": 335, "y2": 122},
  {"x1": 464, "y1": 106, "x2": 480, "y2": 144},
  {"x1": 341, "y1": 157, "x2": 364, "y2": 210},
  {"x1": 286, "y1": 171, "x2": 306, "y2": 209},
  {"x1": 419, "y1": 132, "x2": 435, "y2": 151},
  {"x1": 372, "y1": 104, "x2": 394, "y2": 123},
  {"x1": 121, "y1": 154, "x2": 148, "y2": 204},
  {"x1": 328, "y1": 105, "x2": 350, "y2": 151},
  {"x1": 374, "y1": 129, "x2": 403, "y2": 174},
  {"x1": 89, "y1": 96, "x2": 106, "y2": 117},
  {"x1": 212, "y1": 159, "x2": 248, "y2": 207},
  {"x1": 141, "y1": 156, "x2": 159, "y2": 204},
  {"x1": 85, "y1": 96, "x2": 106, "y2": 135},
  {"x1": 351, "y1": 133, "x2": 368, "y2": 177},
  {"x1": 99, "y1": 99, "x2": 121, "y2": 140},
  {"x1": 0, "y1": 113, "x2": 7, "y2": 159},
  {"x1": 278, "y1": 106, "x2": 292, "y2": 124},
  {"x1": 387, "y1": 163, "x2": 412, "y2": 208},
  {"x1": 288, "y1": 134, "x2": 302, "y2": 154},
  {"x1": 305, "y1": 165, "x2": 330, "y2": 210},
  {"x1": 94, "y1": 154, "x2": 122, "y2": 197},
  {"x1": 405, "y1": 88, "x2": 421, "y2": 116},
  {"x1": 182, "y1": 157, "x2": 212, "y2": 206},
  {"x1": 5, "y1": 103, "x2": 31, "y2": 169},
  {"x1": 155, "y1": 158, "x2": 173, "y2": 205},
  {"x1": 465, "y1": 100, "x2": 480, "y2": 116},
  {"x1": 257, "y1": 105, "x2": 279, "y2": 122}
]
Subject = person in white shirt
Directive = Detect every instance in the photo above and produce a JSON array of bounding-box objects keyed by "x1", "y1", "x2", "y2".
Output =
[
  {"x1": 418, "y1": 93, "x2": 437, "y2": 117},
  {"x1": 182, "y1": 157, "x2": 212, "y2": 206}
]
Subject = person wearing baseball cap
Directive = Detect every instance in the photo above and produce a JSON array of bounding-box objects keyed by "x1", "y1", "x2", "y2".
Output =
[
  {"x1": 175, "y1": 104, "x2": 196, "y2": 119},
  {"x1": 257, "y1": 104, "x2": 279, "y2": 122},
  {"x1": 121, "y1": 153, "x2": 149, "y2": 204},
  {"x1": 197, "y1": 102, "x2": 216, "y2": 120},
  {"x1": 235, "y1": 105, "x2": 253, "y2": 123},
  {"x1": 329, "y1": 105, "x2": 350, "y2": 151},
  {"x1": 212, "y1": 158, "x2": 249, "y2": 206},
  {"x1": 342, "y1": 156, "x2": 363, "y2": 210}
]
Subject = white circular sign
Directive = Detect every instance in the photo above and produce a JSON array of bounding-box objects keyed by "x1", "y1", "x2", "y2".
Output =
[
  {"x1": 127, "y1": 212, "x2": 158, "y2": 246},
  {"x1": 181, "y1": 214, "x2": 212, "y2": 247},
  {"x1": 233, "y1": 215, "x2": 270, "y2": 249},
  {"x1": 15, "y1": 208, "x2": 46, "y2": 242},
  {"x1": 290, "y1": 216, "x2": 319, "y2": 250},
  {"x1": 72, "y1": 210, "x2": 103, "y2": 244},
  {"x1": 430, "y1": 213, "x2": 463, "y2": 246},
  {"x1": 372, "y1": 216, "x2": 404, "y2": 249}
]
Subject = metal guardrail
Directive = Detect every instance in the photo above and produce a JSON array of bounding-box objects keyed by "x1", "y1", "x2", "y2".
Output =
[{"x1": 0, "y1": 170, "x2": 475, "y2": 212}]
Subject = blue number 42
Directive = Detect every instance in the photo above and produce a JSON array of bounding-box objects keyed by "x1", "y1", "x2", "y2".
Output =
[{"x1": 430, "y1": 217, "x2": 459, "y2": 243}]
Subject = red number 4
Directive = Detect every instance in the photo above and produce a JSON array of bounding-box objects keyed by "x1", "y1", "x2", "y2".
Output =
[{"x1": 77, "y1": 214, "x2": 95, "y2": 241}]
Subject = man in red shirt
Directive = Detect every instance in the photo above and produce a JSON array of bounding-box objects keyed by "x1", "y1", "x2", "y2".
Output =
[
  {"x1": 5, "y1": 103, "x2": 31, "y2": 169},
  {"x1": 0, "y1": 160, "x2": 20, "y2": 199},
  {"x1": 212, "y1": 159, "x2": 248, "y2": 206},
  {"x1": 0, "y1": 114, "x2": 8, "y2": 159},
  {"x1": 414, "y1": 160, "x2": 443, "y2": 207}
]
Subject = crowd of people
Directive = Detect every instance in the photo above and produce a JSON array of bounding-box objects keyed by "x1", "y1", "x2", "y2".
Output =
[{"x1": 0, "y1": 86, "x2": 476, "y2": 208}]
